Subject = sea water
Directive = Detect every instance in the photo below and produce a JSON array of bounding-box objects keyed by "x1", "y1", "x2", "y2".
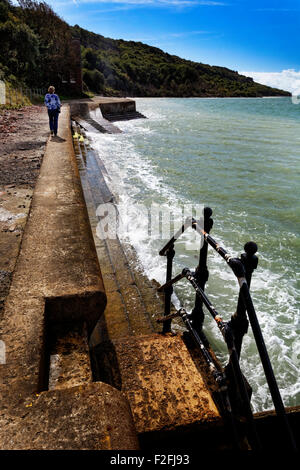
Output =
[{"x1": 88, "y1": 97, "x2": 300, "y2": 413}]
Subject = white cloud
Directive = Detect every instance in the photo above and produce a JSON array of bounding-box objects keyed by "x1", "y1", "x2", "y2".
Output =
[
  {"x1": 119, "y1": 29, "x2": 211, "y2": 42},
  {"x1": 50, "y1": 0, "x2": 228, "y2": 12},
  {"x1": 239, "y1": 69, "x2": 300, "y2": 95},
  {"x1": 58, "y1": 0, "x2": 227, "y2": 6}
]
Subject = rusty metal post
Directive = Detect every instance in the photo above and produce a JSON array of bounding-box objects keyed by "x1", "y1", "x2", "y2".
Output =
[
  {"x1": 239, "y1": 279, "x2": 297, "y2": 451},
  {"x1": 163, "y1": 245, "x2": 175, "y2": 333},
  {"x1": 191, "y1": 207, "x2": 213, "y2": 344},
  {"x1": 230, "y1": 241, "x2": 258, "y2": 358}
]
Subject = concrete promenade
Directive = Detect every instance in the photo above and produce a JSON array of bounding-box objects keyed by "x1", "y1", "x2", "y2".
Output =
[{"x1": 0, "y1": 106, "x2": 138, "y2": 449}]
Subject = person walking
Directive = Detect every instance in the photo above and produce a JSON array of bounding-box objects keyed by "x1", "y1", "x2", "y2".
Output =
[{"x1": 44, "y1": 86, "x2": 61, "y2": 136}]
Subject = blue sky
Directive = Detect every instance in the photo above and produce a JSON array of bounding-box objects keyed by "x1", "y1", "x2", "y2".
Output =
[{"x1": 46, "y1": 0, "x2": 300, "y2": 92}]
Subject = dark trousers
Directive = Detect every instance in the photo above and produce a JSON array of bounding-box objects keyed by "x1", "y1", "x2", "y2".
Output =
[{"x1": 48, "y1": 109, "x2": 59, "y2": 134}]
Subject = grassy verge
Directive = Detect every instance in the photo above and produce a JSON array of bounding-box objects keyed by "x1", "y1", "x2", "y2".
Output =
[{"x1": 0, "y1": 82, "x2": 46, "y2": 110}]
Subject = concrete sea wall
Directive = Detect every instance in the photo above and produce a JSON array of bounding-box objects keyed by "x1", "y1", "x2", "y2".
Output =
[{"x1": 0, "y1": 106, "x2": 139, "y2": 450}]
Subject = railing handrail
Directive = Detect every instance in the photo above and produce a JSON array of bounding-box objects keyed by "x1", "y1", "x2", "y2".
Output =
[
  {"x1": 159, "y1": 267, "x2": 261, "y2": 449},
  {"x1": 158, "y1": 306, "x2": 242, "y2": 449},
  {"x1": 159, "y1": 216, "x2": 195, "y2": 256},
  {"x1": 157, "y1": 207, "x2": 297, "y2": 451}
]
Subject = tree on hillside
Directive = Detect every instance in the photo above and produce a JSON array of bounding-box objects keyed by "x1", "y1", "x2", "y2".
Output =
[
  {"x1": 17, "y1": 0, "x2": 73, "y2": 88},
  {"x1": 0, "y1": 0, "x2": 40, "y2": 83}
]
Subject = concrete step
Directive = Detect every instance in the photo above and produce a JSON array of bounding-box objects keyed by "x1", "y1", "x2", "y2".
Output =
[
  {"x1": 48, "y1": 322, "x2": 92, "y2": 390},
  {"x1": 76, "y1": 116, "x2": 122, "y2": 134},
  {"x1": 0, "y1": 382, "x2": 139, "y2": 450},
  {"x1": 91, "y1": 333, "x2": 224, "y2": 445},
  {"x1": 103, "y1": 111, "x2": 146, "y2": 122}
]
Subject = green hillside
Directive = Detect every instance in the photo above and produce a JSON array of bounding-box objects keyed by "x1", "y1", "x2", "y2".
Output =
[
  {"x1": 73, "y1": 25, "x2": 290, "y2": 98},
  {"x1": 0, "y1": 0, "x2": 290, "y2": 98}
]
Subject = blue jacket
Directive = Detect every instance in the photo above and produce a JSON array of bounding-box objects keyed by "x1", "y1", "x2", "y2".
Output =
[{"x1": 44, "y1": 93, "x2": 61, "y2": 111}]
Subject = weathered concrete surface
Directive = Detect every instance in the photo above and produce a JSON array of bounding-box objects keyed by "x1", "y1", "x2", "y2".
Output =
[
  {"x1": 69, "y1": 97, "x2": 145, "y2": 135},
  {"x1": 0, "y1": 382, "x2": 139, "y2": 450},
  {"x1": 93, "y1": 334, "x2": 222, "y2": 435},
  {"x1": 99, "y1": 99, "x2": 136, "y2": 114},
  {"x1": 68, "y1": 96, "x2": 136, "y2": 109},
  {"x1": 70, "y1": 102, "x2": 122, "y2": 134},
  {"x1": 98, "y1": 100, "x2": 146, "y2": 122},
  {"x1": 0, "y1": 106, "x2": 139, "y2": 449},
  {"x1": 48, "y1": 322, "x2": 92, "y2": 390}
]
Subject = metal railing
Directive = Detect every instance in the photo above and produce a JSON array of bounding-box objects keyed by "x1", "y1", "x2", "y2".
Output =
[{"x1": 157, "y1": 207, "x2": 297, "y2": 451}]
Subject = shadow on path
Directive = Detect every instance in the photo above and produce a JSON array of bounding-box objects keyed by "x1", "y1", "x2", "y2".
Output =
[{"x1": 51, "y1": 136, "x2": 66, "y2": 143}]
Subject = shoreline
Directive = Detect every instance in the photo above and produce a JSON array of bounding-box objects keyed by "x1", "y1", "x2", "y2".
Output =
[{"x1": 133, "y1": 95, "x2": 289, "y2": 99}]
